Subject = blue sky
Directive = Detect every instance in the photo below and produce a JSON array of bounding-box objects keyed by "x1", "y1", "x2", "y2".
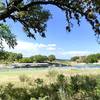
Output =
[{"x1": 4, "y1": 5, "x2": 100, "y2": 59}]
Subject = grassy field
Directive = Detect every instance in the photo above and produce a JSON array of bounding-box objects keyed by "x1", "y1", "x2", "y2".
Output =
[{"x1": 0, "y1": 68, "x2": 100, "y2": 83}]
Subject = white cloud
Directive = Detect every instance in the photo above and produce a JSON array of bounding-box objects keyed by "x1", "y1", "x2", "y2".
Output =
[
  {"x1": 47, "y1": 44, "x2": 56, "y2": 47},
  {"x1": 4, "y1": 40, "x2": 57, "y2": 57},
  {"x1": 3, "y1": 40, "x2": 99, "y2": 59},
  {"x1": 47, "y1": 47, "x2": 56, "y2": 51}
]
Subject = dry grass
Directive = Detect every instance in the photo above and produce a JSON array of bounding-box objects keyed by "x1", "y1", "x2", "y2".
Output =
[{"x1": 0, "y1": 68, "x2": 100, "y2": 83}]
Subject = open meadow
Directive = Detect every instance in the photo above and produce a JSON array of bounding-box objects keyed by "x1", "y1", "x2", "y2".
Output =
[{"x1": 0, "y1": 68, "x2": 100, "y2": 83}]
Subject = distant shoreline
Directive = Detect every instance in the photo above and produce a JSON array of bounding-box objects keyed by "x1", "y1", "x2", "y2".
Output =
[{"x1": 0, "y1": 62, "x2": 100, "y2": 69}]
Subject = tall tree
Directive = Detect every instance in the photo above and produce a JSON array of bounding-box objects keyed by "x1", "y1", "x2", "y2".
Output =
[{"x1": 0, "y1": 0, "x2": 100, "y2": 48}]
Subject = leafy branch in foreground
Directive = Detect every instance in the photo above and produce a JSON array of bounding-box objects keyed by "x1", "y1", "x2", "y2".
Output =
[{"x1": 0, "y1": 24, "x2": 17, "y2": 49}]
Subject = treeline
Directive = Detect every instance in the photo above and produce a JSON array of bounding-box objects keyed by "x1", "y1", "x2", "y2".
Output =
[
  {"x1": 0, "y1": 51, "x2": 23, "y2": 63},
  {"x1": 19, "y1": 55, "x2": 56, "y2": 63},
  {"x1": 71, "y1": 53, "x2": 100, "y2": 63},
  {"x1": 0, "y1": 51, "x2": 56, "y2": 63}
]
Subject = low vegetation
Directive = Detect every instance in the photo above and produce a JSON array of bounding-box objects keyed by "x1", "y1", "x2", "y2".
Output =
[{"x1": 0, "y1": 72, "x2": 100, "y2": 100}]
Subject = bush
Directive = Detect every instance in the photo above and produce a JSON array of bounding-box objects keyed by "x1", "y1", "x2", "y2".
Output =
[
  {"x1": 33, "y1": 55, "x2": 48, "y2": 63},
  {"x1": 19, "y1": 58, "x2": 33, "y2": 63},
  {"x1": 84, "y1": 55, "x2": 98, "y2": 63}
]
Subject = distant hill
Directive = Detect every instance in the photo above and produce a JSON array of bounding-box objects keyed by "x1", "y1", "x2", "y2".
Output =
[{"x1": 56, "y1": 59, "x2": 69, "y2": 62}]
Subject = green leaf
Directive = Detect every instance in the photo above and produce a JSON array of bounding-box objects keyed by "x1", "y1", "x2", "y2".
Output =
[{"x1": 0, "y1": 24, "x2": 17, "y2": 49}]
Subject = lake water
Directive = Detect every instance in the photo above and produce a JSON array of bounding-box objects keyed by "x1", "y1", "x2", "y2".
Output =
[
  {"x1": 62, "y1": 65, "x2": 100, "y2": 69},
  {"x1": 0, "y1": 65, "x2": 100, "y2": 72}
]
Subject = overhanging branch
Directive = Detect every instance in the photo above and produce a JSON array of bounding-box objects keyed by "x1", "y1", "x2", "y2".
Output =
[
  {"x1": 0, "y1": 0, "x2": 23, "y2": 20},
  {"x1": 0, "y1": 0, "x2": 85, "y2": 21}
]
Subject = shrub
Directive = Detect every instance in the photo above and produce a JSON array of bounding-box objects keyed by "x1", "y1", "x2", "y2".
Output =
[
  {"x1": 70, "y1": 75, "x2": 98, "y2": 99},
  {"x1": 19, "y1": 58, "x2": 33, "y2": 63},
  {"x1": 33, "y1": 55, "x2": 48, "y2": 63}
]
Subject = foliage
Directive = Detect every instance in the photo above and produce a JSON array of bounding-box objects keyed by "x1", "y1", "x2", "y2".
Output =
[
  {"x1": 0, "y1": 51, "x2": 23, "y2": 63},
  {"x1": 0, "y1": 0, "x2": 51, "y2": 41},
  {"x1": 7, "y1": 53, "x2": 22, "y2": 62},
  {"x1": 0, "y1": 0, "x2": 100, "y2": 48},
  {"x1": 0, "y1": 75, "x2": 100, "y2": 100},
  {"x1": 71, "y1": 56, "x2": 79, "y2": 61},
  {"x1": 19, "y1": 57, "x2": 33, "y2": 63},
  {"x1": 31, "y1": 55, "x2": 48, "y2": 63},
  {"x1": 84, "y1": 55, "x2": 98, "y2": 63},
  {"x1": 15, "y1": 53, "x2": 23, "y2": 61},
  {"x1": 71, "y1": 53, "x2": 100, "y2": 63},
  {"x1": 0, "y1": 50, "x2": 8, "y2": 60},
  {"x1": 48, "y1": 55, "x2": 56, "y2": 62},
  {"x1": 0, "y1": 52, "x2": 56, "y2": 63},
  {"x1": 0, "y1": 24, "x2": 17, "y2": 49},
  {"x1": 19, "y1": 55, "x2": 48, "y2": 63}
]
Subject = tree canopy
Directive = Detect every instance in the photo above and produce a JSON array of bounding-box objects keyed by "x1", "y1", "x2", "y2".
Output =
[
  {"x1": 48, "y1": 55, "x2": 56, "y2": 62},
  {"x1": 0, "y1": 0, "x2": 100, "y2": 48},
  {"x1": 0, "y1": 51, "x2": 23, "y2": 63}
]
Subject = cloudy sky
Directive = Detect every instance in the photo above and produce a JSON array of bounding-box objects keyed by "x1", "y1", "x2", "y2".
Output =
[{"x1": 3, "y1": 5, "x2": 100, "y2": 59}]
